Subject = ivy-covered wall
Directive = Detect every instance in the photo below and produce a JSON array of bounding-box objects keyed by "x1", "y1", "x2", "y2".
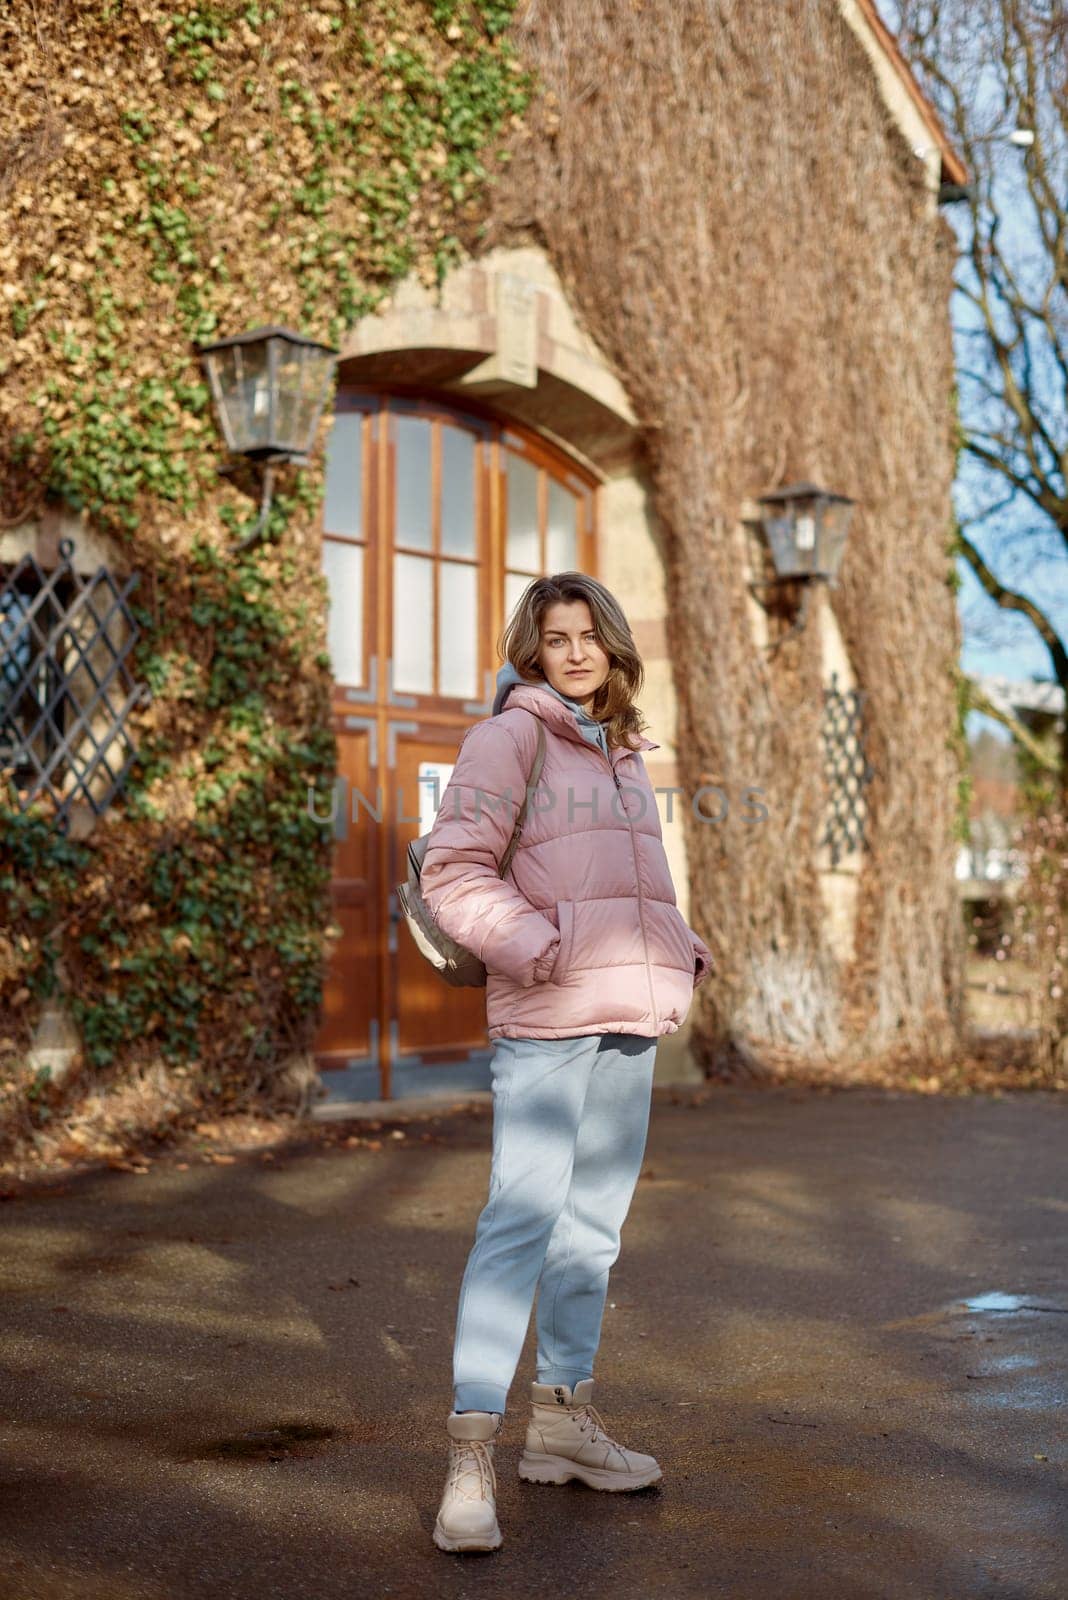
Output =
[{"x1": 0, "y1": 0, "x2": 530, "y2": 1161}]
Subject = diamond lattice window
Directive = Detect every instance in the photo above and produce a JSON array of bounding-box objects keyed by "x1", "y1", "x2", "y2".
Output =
[
  {"x1": 821, "y1": 670, "x2": 875, "y2": 866},
  {"x1": 0, "y1": 537, "x2": 149, "y2": 831}
]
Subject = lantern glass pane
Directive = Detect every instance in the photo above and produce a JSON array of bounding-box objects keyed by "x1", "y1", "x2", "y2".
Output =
[
  {"x1": 272, "y1": 339, "x2": 298, "y2": 448},
  {"x1": 202, "y1": 353, "x2": 231, "y2": 449},
  {"x1": 764, "y1": 513, "x2": 799, "y2": 576},
  {"x1": 300, "y1": 345, "x2": 331, "y2": 446},
  {"x1": 221, "y1": 340, "x2": 272, "y2": 452},
  {"x1": 274, "y1": 340, "x2": 325, "y2": 454},
  {"x1": 506, "y1": 453, "x2": 539, "y2": 570}
]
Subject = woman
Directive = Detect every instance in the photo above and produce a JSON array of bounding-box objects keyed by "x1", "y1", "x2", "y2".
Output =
[{"x1": 419, "y1": 571, "x2": 714, "y2": 1554}]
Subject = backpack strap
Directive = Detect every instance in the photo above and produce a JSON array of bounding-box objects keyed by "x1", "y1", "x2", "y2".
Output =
[{"x1": 497, "y1": 712, "x2": 547, "y2": 879}]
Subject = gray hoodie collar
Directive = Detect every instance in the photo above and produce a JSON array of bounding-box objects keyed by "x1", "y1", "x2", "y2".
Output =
[{"x1": 492, "y1": 661, "x2": 609, "y2": 758}]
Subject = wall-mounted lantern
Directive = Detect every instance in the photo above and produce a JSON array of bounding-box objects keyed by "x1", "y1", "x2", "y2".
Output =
[
  {"x1": 752, "y1": 480, "x2": 856, "y2": 653},
  {"x1": 194, "y1": 324, "x2": 339, "y2": 552}
]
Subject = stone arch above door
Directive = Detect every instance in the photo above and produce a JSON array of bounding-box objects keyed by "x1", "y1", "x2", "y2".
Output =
[{"x1": 336, "y1": 246, "x2": 639, "y2": 472}]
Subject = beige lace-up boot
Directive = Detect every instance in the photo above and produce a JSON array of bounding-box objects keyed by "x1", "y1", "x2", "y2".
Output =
[
  {"x1": 433, "y1": 1410, "x2": 504, "y2": 1553},
  {"x1": 518, "y1": 1379, "x2": 663, "y2": 1491}
]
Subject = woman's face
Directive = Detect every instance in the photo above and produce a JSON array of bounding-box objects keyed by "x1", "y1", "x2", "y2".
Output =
[{"x1": 537, "y1": 599, "x2": 611, "y2": 710}]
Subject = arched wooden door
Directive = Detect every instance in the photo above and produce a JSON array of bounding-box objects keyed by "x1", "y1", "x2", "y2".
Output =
[{"x1": 314, "y1": 389, "x2": 598, "y2": 1099}]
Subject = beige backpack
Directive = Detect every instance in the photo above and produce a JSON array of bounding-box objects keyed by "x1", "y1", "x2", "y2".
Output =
[{"x1": 396, "y1": 716, "x2": 547, "y2": 987}]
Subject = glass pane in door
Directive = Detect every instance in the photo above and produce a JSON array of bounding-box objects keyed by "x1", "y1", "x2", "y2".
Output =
[
  {"x1": 438, "y1": 562, "x2": 478, "y2": 698},
  {"x1": 505, "y1": 453, "x2": 539, "y2": 571},
  {"x1": 546, "y1": 479, "x2": 577, "y2": 572},
  {"x1": 322, "y1": 538, "x2": 364, "y2": 686},
  {"x1": 441, "y1": 426, "x2": 476, "y2": 557},
  {"x1": 322, "y1": 411, "x2": 362, "y2": 537},
  {"x1": 394, "y1": 415, "x2": 432, "y2": 551},
  {"x1": 505, "y1": 570, "x2": 531, "y2": 622},
  {"x1": 393, "y1": 551, "x2": 433, "y2": 692}
]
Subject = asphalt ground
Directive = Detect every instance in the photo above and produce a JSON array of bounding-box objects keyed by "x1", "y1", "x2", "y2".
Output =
[{"x1": 0, "y1": 1082, "x2": 1065, "y2": 1599}]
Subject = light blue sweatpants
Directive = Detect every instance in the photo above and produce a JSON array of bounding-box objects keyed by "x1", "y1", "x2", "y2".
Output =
[{"x1": 452, "y1": 1031, "x2": 658, "y2": 1416}]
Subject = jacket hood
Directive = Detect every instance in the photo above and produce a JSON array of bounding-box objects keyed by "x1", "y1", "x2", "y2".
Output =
[
  {"x1": 493, "y1": 660, "x2": 610, "y2": 757},
  {"x1": 491, "y1": 661, "x2": 658, "y2": 757},
  {"x1": 491, "y1": 660, "x2": 537, "y2": 718}
]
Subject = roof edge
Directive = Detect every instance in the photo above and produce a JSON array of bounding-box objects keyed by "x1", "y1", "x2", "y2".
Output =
[{"x1": 852, "y1": 0, "x2": 969, "y2": 187}]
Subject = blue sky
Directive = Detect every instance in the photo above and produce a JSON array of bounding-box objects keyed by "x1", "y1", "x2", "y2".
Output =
[{"x1": 879, "y1": 2, "x2": 1067, "y2": 742}]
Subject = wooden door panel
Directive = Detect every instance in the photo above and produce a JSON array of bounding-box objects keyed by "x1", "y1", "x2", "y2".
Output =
[
  {"x1": 314, "y1": 389, "x2": 600, "y2": 1099},
  {"x1": 315, "y1": 718, "x2": 378, "y2": 1065},
  {"x1": 390, "y1": 723, "x2": 489, "y2": 1068}
]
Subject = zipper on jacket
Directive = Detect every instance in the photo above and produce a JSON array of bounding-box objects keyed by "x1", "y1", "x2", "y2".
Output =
[{"x1": 599, "y1": 747, "x2": 658, "y2": 1030}]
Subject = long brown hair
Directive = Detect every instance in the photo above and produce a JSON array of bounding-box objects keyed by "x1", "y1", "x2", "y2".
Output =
[{"x1": 497, "y1": 572, "x2": 649, "y2": 752}]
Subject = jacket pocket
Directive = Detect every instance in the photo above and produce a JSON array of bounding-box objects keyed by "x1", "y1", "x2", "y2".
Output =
[
  {"x1": 667, "y1": 905, "x2": 699, "y2": 974},
  {"x1": 548, "y1": 899, "x2": 575, "y2": 984}
]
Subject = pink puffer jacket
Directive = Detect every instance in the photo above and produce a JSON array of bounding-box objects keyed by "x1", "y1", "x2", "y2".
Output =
[{"x1": 419, "y1": 684, "x2": 714, "y2": 1040}]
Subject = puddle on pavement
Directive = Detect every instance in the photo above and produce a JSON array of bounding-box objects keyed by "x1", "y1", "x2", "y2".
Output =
[
  {"x1": 962, "y1": 1291, "x2": 1032, "y2": 1313},
  {"x1": 878, "y1": 1290, "x2": 1067, "y2": 1421},
  {"x1": 884, "y1": 1288, "x2": 1063, "y2": 1331},
  {"x1": 184, "y1": 1422, "x2": 348, "y2": 1463},
  {"x1": 950, "y1": 1290, "x2": 1066, "y2": 1416},
  {"x1": 958, "y1": 1290, "x2": 1066, "y2": 1314}
]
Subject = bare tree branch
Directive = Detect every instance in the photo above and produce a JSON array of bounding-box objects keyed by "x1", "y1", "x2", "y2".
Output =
[
  {"x1": 954, "y1": 520, "x2": 1068, "y2": 682},
  {"x1": 894, "y1": 0, "x2": 1068, "y2": 797},
  {"x1": 966, "y1": 680, "x2": 1061, "y2": 769}
]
